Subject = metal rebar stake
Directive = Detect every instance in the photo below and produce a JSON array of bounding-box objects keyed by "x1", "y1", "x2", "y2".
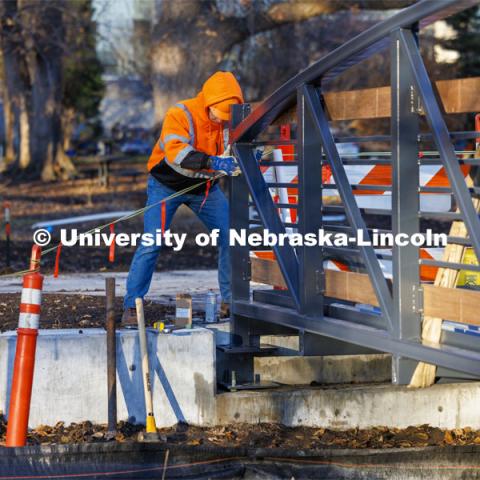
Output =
[{"x1": 106, "y1": 277, "x2": 117, "y2": 435}]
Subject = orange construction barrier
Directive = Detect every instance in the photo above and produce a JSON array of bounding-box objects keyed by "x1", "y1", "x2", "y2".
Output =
[
  {"x1": 476, "y1": 113, "x2": 480, "y2": 150},
  {"x1": 109, "y1": 223, "x2": 115, "y2": 263},
  {"x1": 53, "y1": 243, "x2": 62, "y2": 278},
  {"x1": 6, "y1": 245, "x2": 43, "y2": 447}
]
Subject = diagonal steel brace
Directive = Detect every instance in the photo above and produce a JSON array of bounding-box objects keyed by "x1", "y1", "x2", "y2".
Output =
[
  {"x1": 233, "y1": 144, "x2": 301, "y2": 309},
  {"x1": 302, "y1": 84, "x2": 394, "y2": 332}
]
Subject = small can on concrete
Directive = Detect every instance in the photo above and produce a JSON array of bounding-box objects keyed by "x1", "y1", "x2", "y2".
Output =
[{"x1": 205, "y1": 290, "x2": 217, "y2": 323}]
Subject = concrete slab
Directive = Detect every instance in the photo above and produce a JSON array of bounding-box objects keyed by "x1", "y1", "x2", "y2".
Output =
[
  {"x1": 255, "y1": 354, "x2": 391, "y2": 385},
  {"x1": 0, "y1": 328, "x2": 216, "y2": 428},
  {"x1": 216, "y1": 382, "x2": 480, "y2": 429}
]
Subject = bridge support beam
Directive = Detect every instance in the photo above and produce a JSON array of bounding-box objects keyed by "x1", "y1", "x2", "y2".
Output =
[
  {"x1": 297, "y1": 85, "x2": 325, "y2": 315},
  {"x1": 229, "y1": 104, "x2": 254, "y2": 348},
  {"x1": 390, "y1": 27, "x2": 422, "y2": 384}
]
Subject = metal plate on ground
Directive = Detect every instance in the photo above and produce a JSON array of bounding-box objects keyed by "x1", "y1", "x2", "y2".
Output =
[
  {"x1": 217, "y1": 344, "x2": 278, "y2": 355},
  {"x1": 220, "y1": 380, "x2": 280, "y2": 391}
]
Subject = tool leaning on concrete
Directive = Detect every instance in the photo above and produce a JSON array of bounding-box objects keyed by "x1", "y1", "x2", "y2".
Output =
[{"x1": 135, "y1": 298, "x2": 160, "y2": 442}]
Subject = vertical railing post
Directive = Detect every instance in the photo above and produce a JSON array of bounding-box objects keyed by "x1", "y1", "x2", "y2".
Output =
[
  {"x1": 297, "y1": 85, "x2": 324, "y2": 315},
  {"x1": 229, "y1": 103, "x2": 252, "y2": 346},
  {"x1": 390, "y1": 26, "x2": 422, "y2": 384}
]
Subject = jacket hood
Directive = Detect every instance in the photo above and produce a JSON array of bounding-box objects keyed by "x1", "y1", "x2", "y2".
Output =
[{"x1": 201, "y1": 71, "x2": 244, "y2": 110}]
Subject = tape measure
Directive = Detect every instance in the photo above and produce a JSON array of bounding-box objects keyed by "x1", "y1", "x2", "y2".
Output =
[{"x1": 153, "y1": 321, "x2": 165, "y2": 332}]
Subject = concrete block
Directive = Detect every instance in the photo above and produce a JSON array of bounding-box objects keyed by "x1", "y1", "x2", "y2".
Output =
[
  {"x1": 216, "y1": 382, "x2": 480, "y2": 429},
  {"x1": 256, "y1": 354, "x2": 391, "y2": 385},
  {"x1": 261, "y1": 335, "x2": 299, "y2": 350},
  {"x1": 1, "y1": 326, "x2": 478, "y2": 432},
  {"x1": 0, "y1": 328, "x2": 216, "y2": 428}
]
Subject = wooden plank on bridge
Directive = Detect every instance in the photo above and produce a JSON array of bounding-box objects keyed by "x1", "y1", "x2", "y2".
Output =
[
  {"x1": 251, "y1": 256, "x2": 480, "y2": 326},
  {"x1": 270, "y1": 76, "x2": 480, "y2": 124}
]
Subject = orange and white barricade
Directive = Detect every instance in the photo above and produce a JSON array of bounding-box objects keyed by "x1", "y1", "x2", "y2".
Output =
[
  {"x1": 255, "y1": 134, "x2": 470, "y2": 284},
  {"x1": 6, "y1": 245, "x2": 44, "y2": 447}
]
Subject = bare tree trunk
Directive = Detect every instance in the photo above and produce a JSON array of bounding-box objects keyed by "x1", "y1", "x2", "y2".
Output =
[
  {"x1": 55, "y1": 144, "x2": 76, "y2": 180},
  {"x1": 2, "y1": 86, "x2": 15, "y2": 168},
  {"x1": 1, "y1": 0, "x2": 75, "y2": 180},
  {"x1": 56, "y1": 106, "x2": 76, "y2": 179},
  {"x1": 28, "y1": 53, "x2": 60, "y2": 180},
  {"x1": 18, "y1": 95, "x2": 30, "y2": 169},
  {"x1": 62, "y1": 107, "x2": 75, "y2": 152},
  {"x1": 20, "y1": 0, "x2": 74, "y2": 180},
  {"x1": 0, "y1": 0, "x2": 31, "y2": 172}
]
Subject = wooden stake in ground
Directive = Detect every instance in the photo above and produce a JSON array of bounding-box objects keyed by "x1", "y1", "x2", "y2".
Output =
[{"x1": 409, "y1": 191, "x2": 480, "y2": 388}]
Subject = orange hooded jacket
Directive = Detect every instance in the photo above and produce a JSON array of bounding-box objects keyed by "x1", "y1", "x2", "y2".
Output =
[{"x1": 148, "y1": 71, "x2": 243, "y2": 192}]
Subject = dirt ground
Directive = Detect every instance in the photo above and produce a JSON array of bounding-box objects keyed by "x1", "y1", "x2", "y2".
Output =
[
  {"x1": 1, "y1": 418, "x2": 479, "y2": 450},
  {"x1": 0, "y1": 294, "x2": 182, "y2": 332},
  {"x1": 0, "y1": 169, "x2": 218, "y2": 274}
]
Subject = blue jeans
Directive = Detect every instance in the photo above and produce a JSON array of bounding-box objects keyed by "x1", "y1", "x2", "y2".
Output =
[{"x1": 124, "y1": 175, "x2": 231, "y2": 308}]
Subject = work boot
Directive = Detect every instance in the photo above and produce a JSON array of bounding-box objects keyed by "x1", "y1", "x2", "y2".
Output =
[
  {"x1": 121, "y1": 307, "x2": 137, "y2": 327},
  {"x1": 219, "y1": 301, "x2": 230, "y2": 319}
]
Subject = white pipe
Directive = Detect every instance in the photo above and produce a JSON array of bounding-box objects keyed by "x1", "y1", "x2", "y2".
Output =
[
  {"x1": 273, "y1": 149, "x2": 293, "y2": 233},
  {"x1": 31, "y1": 211, "x2": 134, "y2": 229}
]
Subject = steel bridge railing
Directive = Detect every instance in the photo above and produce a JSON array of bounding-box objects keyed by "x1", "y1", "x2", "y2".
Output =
[{"x1": 223, "y1": 0, "x2": 480, "y2": 387}]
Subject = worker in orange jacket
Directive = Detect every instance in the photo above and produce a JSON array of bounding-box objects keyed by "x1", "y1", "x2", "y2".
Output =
[{"x1": 122, "y1": 71, "x2": 243, "y2": 325}]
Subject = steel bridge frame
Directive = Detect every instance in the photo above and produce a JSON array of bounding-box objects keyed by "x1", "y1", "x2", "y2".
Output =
[{"x1": 223, "y1": 0, "x2": 480, "y2": 386}]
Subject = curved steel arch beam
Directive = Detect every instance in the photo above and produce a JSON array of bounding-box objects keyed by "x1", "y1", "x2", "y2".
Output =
[{"x1": 231, "y1": 0, "x2": 479, "y2": 143}]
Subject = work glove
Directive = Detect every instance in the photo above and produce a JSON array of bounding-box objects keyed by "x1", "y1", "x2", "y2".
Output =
[
  {"x1": 254, "y1": 146, "x2": 275, "y2": 162},
  {"x1": 209, "y1": 155, "x2": 240, "y2": 176},
  {"x1": 254, "y1": 147, "x2": 264, "y2": 162}
]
